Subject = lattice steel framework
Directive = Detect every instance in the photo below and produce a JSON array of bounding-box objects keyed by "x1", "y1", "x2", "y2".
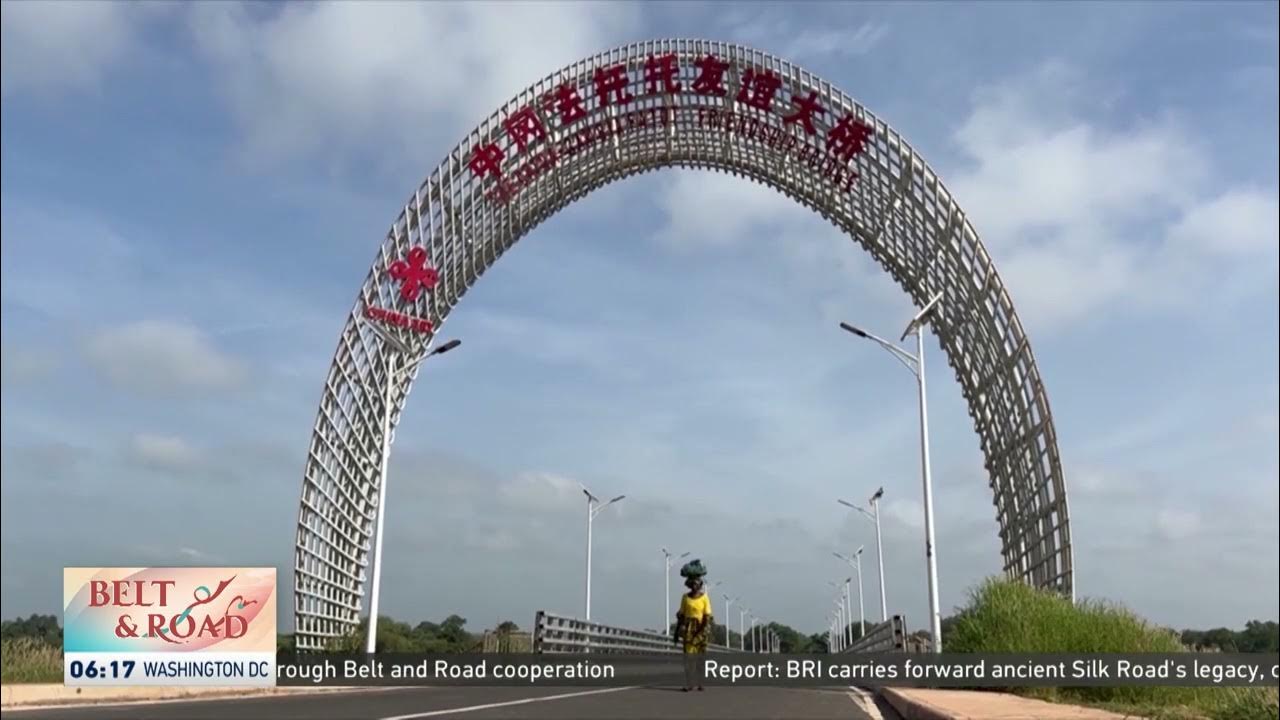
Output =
[{"x1": 293, "y1": 39, "x2": 1073, "y2": 650}]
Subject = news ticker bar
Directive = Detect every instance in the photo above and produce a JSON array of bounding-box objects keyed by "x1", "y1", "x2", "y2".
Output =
[{"x1": 271, "y1": 653, "x2": 1279, "y2": 688}]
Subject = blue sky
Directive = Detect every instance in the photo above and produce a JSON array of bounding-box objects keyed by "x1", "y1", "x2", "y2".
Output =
[{"x1": 2, "y1": 1, "x2": 1277, "y2": 637}]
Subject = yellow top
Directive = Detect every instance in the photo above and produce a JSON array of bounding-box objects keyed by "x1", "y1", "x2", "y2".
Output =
[{"x1": 679, "y1": 592, "x2": 712, "y2": 622}]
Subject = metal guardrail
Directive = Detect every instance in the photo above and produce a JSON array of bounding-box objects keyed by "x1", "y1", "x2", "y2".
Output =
[
  {"x1": 482, "y1": 630, "x2": 533, "y2": 653},
  {"x1": 843, "y1": 614, "x2": 907, "y2": 653},
  {"x1": 533, "y1": 611, "x2": 743, "y2": 654},
  {"x1": 903, "y1": 634, "x2": 932, "y2": 653}
]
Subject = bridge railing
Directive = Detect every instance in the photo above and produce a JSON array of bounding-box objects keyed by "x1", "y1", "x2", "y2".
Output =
[
  {"x1": 843, "y1": 614, "x2": 907, "y2": 653},
  {"x1": 533, "y1": 611, "x2": 742, "y2": 654}
]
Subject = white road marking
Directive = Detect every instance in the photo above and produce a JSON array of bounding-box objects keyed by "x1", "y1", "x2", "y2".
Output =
[
  {"x1": 378, "y1": 686, "x2": 639, "y2": 720},
  {"x1": 847, "y1": 685, "x2": 887, "y2": 720}
]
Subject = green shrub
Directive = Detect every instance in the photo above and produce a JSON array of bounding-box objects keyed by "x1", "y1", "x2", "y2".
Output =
[
  {"x1": 947, "y1": 578, "x2": 1277, "y2": 718},
  {"x1": 947, "y1": 577, "x2": 1184, "y2": 654},
  {"x1": 1, "y1": 638, "x2": 63, "y2": 683}
]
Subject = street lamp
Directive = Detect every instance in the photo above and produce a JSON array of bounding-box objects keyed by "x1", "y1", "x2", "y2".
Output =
[
  {"x1": 827, "y1": 579, "x2": 848, "y2": 648},
  {"x1": 839, "y1": 488, "x2": 887, "y2": 622},
  {"x1": 738, "y1": 607, "x2": 749, "y2": 652},
  {"x1": 363, "y1": 325, "x2": 461, "y2": 654},
  {"x1": 839, "y1": 291, "x2": 944, "y2": 652},
  {"x1": 583, "y1": 485, "x2": 626, "y2": 620},
  {"x1": 723, "y1": 594, "x2": 738, "y2": 647},
  {"x1": 660, "y1": 549, "x2": 691, "y2": 630},
  {"x1": 833, "y1": 547, "x2": 866, "y2": 639},
  {"x1": 832, "y1": 596, "x2": 846, "y2": 651}
]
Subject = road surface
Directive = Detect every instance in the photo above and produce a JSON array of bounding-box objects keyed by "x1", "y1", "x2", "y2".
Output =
[{"x1": 8, "y1": 685, "x2": 900, "y2": 719}]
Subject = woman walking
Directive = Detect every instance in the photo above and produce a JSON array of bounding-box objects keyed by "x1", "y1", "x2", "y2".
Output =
[{"x1": 673, "y1": 566, "x2": 713, "y2": 692}]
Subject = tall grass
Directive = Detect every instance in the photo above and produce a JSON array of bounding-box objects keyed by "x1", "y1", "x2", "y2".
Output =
[
  {"x1": 1, "y1": 638, "x2": 63, "y2": 683},
  {"x1": 947, "y1": 578, "x2": 1277, "y2": 720}
]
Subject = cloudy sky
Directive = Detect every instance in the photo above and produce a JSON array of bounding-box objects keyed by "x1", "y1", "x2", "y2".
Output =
[{"x1": 2, "y1": 1, "x2": 1276, "y2": 638}]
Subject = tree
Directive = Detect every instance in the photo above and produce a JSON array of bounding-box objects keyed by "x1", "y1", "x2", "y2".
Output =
[
  {"x1": 0, "y1": 614, "x2": 61, "y2": 645},
  {"x1": 807, "y1": 632, "x2": 830, "y2": 654}
]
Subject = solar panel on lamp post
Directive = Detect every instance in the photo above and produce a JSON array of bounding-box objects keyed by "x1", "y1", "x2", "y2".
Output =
[
  {"x1": 361, "y1": 325, "x2": 460, "y2": 655},
  {"x1": 839, "y1": 488, "x2": 888, "y2": 623},
  {"x1": 839, "y1": 292, "x2": 944, "y2": 653}
]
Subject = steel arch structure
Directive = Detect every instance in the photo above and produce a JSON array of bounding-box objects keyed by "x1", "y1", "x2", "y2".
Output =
[{"x1": 293, "y1": 39, "x2": 1073, "y2": 650}]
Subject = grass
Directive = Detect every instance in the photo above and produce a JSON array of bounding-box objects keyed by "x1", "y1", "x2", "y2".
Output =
[
  {"x1": 947, "y1": 578, "x2": 1278, "y2": 720},
  {"x1": 1, "y1": 638, "x2": 63, "y2": 683}
]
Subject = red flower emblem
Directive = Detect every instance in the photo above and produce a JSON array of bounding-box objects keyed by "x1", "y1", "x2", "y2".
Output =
[{"x1": 388, "y1": 247, "x2": 439, "y2": 302}]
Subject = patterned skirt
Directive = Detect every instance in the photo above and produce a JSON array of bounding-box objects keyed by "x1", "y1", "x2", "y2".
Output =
[{"x1": 680, "y1": 619, "x2": 711, "y2": 654}]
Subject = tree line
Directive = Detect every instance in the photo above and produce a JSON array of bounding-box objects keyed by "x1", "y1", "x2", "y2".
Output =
[{"x1": 4, "y1": 612, "x2": 1275, "y2": 653}]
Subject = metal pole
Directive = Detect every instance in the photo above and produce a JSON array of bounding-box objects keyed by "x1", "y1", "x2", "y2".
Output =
[
  {"x1": 664, "y1": 555, "x2": 670, "y2": 632},
  {"x1": 838, "y1": 598, "x2": 846, "y2": 647},
  {"x1": 585, "y1": 499, "x2": 593, "y2": 620},
  {"x1": 873, "y1": 495, "x2": 888, "y2": 622},
  {"x1": 739, "y1": 609, "x2": 746, "y2": 651},
  {"x1": 856, "y1": 561, "x2": 865, "y2": 637},
  {"x1": 844, "y1": 579, "x2": 853, "y2": 646},
  {"x1": 917, "y1": 327, "x2": 942, "y2": 653},
  {"x1": 365, "y1": 350, "x2": 396, "y2": 655},
  {"x1": 724, "y1": 597, "x2": 734, "y2": 647}
]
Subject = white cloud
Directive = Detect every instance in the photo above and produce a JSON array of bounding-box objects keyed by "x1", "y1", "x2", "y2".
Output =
[
  {"x1": 1166, "y1": 189, "x2": 1280, "y2": 257},
  {"x1": 655, "y1": 172, "x2": 797, "y2": 251},
  {"x1": 885, "y1": 498, "x2": 924, "y2": 530},
  {"x1": 0, "y1": 1, "x2": 165, "y2": 97},
  {"x1": 128, "y1": 433, "x2": 200, "y2": 470},
  {"x1": 85, "y1": 320, "x2": 246, "y2": 393},
  {"x1": 947, "y1": 62, "x2": 1279, "y2": 331},
  {"x1": 188, "y1": 1, "x2": 639, "y2": 165},
  {"x1": 1154, "y1": 508, "x2": 1201, "y2": 541},
  {"x1": 784, "y1": 23, "x2": 890, "y2": 59},
  {"x1": 496, "y1": 471, "x2": 583, "y2": 513}
]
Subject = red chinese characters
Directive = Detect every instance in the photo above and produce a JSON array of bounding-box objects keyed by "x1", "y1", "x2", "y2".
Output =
[
  {"x1": 826, "y1": 113, "x2": 876, "y2": 163},
  {"x1": 644, "y1": 53, "x2": 682, "y2": 95},
  {"x1": 468, "y1": 142, "x2": 505, "y2": 180},
  {"x1": 691, "y1": 54, "x2": 730, "y2": 96},
  {"x1": 736, "y1": 68, "x2": 782, "y2": 111},
  {"x1": 502, "y1": 106, "x2": 547, "y2": 152},
  {"x1": 544, "y1": 84, "x2": 587, "y2": 125},
  {"x1": 783, "y1": 90, "x2": 824, "y2": 136},
  {"x1": 465, "y1": 52, "x2": 878, "y2": 201},
  {"x1": 593, "y1": 63, "x2": 634, "y2": 106}
]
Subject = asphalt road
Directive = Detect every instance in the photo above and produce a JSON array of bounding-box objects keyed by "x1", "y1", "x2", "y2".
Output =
[{"x1": 8, "y1": 685, "x2": 901, "y2": 720}]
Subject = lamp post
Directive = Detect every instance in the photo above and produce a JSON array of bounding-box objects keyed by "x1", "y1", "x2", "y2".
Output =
[
  {"x1": 723, "y1": 595, "x2": 737, "y2": 647},
  {"x1": 833, "y1": 597, "x2": 846, "y2": 651},
  {"x1": 661, "y1": 549, "x2": 690, "y2": 630},
  {"x1": 839, "y1": 291, "x2": 944, "y2": 652},
  {"x1": 363, "y1": 327, "x2": 461, "y2": 655},
  {"x1": 839, "y1": 488, "x2": 887, "y2": 622},
  {"x1": 738, "y1": 607, "x2": 749, "y2": 652},
  {"x1": 583, "y1": 486, "x2": 626, "y2": 620},
  {"x1": 827, "y1": 579, "x2": 847, "y2": 647},
  {"x1": 833, "y1": 547, "x2": 866, "y2": 639}
]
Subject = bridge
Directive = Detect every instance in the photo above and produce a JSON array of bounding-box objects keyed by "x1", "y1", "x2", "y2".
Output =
[
  {"x1": 11, "y1": 613, "x2": 907, "y2": 720},
  {"x1": 12, "y1": 613, "x2": 1131, "y2": 719},
  {"x1": 5, "y1": 36, "x2": 1086, "y2": 720}
]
